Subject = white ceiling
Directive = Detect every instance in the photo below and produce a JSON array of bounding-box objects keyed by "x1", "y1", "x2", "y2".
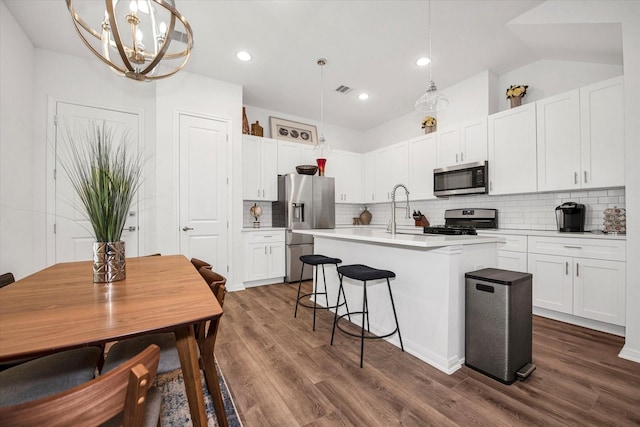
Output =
[{"x1": 3, "y1": 0, "x2": 623, "y2": 131}]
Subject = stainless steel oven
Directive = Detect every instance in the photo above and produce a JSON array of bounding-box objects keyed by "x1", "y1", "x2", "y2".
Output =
[{"x1": 434, "y1": 161, "x2": 488, "y2": 197}]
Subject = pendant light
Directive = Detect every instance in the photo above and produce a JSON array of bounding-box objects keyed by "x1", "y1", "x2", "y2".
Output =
[
  {"x1": 415, "y1": 0, "x2": 449, "y2": 113},
  {"x1": 66, "y1": 0, "x2": 193, "y2": 82},
  {"x1": 315, "y1": 58, "x2": 330, "y2": 176}
]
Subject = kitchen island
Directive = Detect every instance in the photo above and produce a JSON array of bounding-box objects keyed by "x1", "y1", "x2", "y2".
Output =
[{"x1": 294, "y1": 227, "x2": 502, "y2": 374}]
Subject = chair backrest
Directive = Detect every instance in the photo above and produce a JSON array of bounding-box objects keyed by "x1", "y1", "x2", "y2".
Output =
[
  {"x1": 0, "y1": 345, "x2": 160, "y2": 427},
  {"x1": 0, "y1": 272, "x2": 15, "y2": 289},
  {"x1": 190, "y1": 258, "x2": 212, "y2": 271},
  {"x1": 198, "y1": 267, "x2": 227, "y2": 306}
]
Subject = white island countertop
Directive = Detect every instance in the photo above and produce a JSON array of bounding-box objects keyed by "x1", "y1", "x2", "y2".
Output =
[{"x1": 294, "y1": 227, "x2": 503, "y2": 248}]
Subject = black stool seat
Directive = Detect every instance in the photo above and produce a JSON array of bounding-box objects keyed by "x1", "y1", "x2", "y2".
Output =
[
  {"x1": 300, "y1": 255, "x2": 342, "y2": 266},
  {"x1": 295, "y1": 254, "x2": 347, "y2": 331},
  {"x1": 337, "y1": 264, "x2": 395, "y2": 281},
  {"x1": 332, "y1": 263, "x2": 403, "y2": 368}
]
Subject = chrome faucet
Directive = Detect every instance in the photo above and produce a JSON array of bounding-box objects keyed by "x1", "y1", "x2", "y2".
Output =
[{"x1": 390, "y1": 183, "x2": 410, "y2": 235}]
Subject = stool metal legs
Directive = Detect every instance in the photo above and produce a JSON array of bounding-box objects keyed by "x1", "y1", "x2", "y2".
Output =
[
  {"x1": 295, "y1": 262, "x2": 346, "y2": 331},
  {"x1": 331, "y1": 276, "x2": 403, "y2": 368}
]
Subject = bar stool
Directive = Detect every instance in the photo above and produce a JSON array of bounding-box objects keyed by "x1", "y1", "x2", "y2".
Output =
[
  {"x1": 295, "y1": 254, "x2": 349, "y2": 331},
  {"x1": 331, "y1": 264, "x2": 404, "y2": 368}
]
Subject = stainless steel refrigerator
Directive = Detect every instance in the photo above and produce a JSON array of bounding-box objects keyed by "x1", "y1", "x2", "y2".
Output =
[{"x1": 272, "y1": 174, "x2": 335, "y2": 282}]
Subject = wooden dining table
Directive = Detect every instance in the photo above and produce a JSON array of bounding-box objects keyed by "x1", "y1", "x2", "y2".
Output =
[{"x1": 0, "y1": 255, "x2": 227, "y2": 427}]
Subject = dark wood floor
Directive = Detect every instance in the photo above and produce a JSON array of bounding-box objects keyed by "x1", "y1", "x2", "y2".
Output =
[{"x1": 214, "y1": 281, "x2": 640, "y2": 426}]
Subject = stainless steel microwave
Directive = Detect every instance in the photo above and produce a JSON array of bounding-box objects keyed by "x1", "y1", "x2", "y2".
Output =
[{"x1": 433, "y1": 161, "x2": 488, "y2": 197}]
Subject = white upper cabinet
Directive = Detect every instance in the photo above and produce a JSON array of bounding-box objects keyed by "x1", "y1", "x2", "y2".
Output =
[
  {"x1": 580, "y1": 76, "x2": 625, "y2": 189},
  {"x1": 408, "y1": 134, "x2": 437, "y2": 200},
  {"x1": 363, "y1": 152, "x2": 376, "y2": 203},
  {"x1": 536, "y1": 89, "x2": 581, "y2": 191},
  {"x1": 537, "y1": 77, "x2": 625, "y2": 191},
  {"x1": 374, "y1": 141, "x2": 409, "y2": 202},
  {"x1": 488, "y1": 103, "x2": 537, "y2": 195},
  {"x1": 326, "y1": 150, "x2": 363, "y2": 204},
  {"x1": 242, "y1": 135, "x2": 278, "y2": 201},
  {"x1": 436, "y1": 118, "x2": 487, "y2": 167},
  {"x1": 277, "y1": 140, "x2": 316, "y2": 176}
]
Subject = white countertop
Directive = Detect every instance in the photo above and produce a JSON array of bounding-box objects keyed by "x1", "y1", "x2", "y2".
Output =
[
  {"x1": 241, "y1": 227, "x2": 286, "y2": 232},
  {"x1": 294, "y1": 227, "x2": 503, "y2": 248},
  {"x1": 476, "y1": 228, "x2": 627, "y2": 240}
]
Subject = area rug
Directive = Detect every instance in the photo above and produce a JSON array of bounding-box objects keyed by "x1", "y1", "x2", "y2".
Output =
[{"x1": 155, "y1": 363, "x2": 242, "y2": 427}]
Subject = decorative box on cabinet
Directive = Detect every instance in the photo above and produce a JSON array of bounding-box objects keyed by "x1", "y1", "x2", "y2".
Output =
[
  {"x1": 436, "y1": 118, "x2": 487, "y2": 168},
  {"x1": 242, "y1": 135, "x2": 278, "y2": 201},
  {"x1": 527, "y1": 236, "x2": 626, "y2": 326},
  {"x1": 243, "y1": 230, "x2": 285, "y2": 286},
  {"x1": 488, "y1": 103, "x2": 537, "y2": 195}
]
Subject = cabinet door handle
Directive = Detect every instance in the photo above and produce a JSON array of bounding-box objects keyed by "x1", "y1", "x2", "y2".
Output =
[
  {"x1": 257, "y1": 189, "x2": 260, "y2": 197},
  {"x1": 264, "y1": 247, "x2": 267, "y2": 255},
  {"x1": 460, "y1": 152, "x2": 464, "y2": 162},
  {"x1": 576, "y1": 263, "x2": 580, "y2": 277},
  {"x1": 563, "y1": 245, "x2": 582, "y2": 249},
  {"x1": 574, "y1": 172, "x2": 578, "y2": 184},
  {"x1": 584, "y1": 171, "x2": 588, "y2": 183},
  {"x1": 262, "y1": 189, "x2": 265, "y2": 197},
  {"x1": 270, "y1": 246, "x2": 272, "y2": 254},
  {"x1": 456, "y1": 153, "x2": 459, "y2": 163},
  {"x1": 566, "y1": 261, "x2": 569, "y2": 275}
]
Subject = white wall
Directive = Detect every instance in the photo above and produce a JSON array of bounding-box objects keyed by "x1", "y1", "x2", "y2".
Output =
[
  {"x1": 497, "y1": 59, "x2": 622, "y2": 112},
  {"x1": 244, "y1": 105, "x2": 363, "y2": 152},
  {"x1": 31, "y1": 49, "x2": 156, "y2": 270},
  {"x1": 154, "y1": 72, "x2": 244, "y2": 290},
  {"x1": 0, "y1": 2, "x2": 35, "y2": 279},
  {"x1": 362, "y1": 62, "x2": 622, "y2": 152}
]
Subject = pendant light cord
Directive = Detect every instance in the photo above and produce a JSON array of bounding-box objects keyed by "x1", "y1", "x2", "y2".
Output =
[
  {"x1": 428, "y1": 0, "x2": 433, "y2": 82},
  {"x1": 318, "y1": 58, "x2": 326, "y2": 141}
]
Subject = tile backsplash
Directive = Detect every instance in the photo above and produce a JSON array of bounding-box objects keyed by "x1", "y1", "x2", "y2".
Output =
[{"x1": 244, "y1": 187, "x2": 625, "y2": 231}]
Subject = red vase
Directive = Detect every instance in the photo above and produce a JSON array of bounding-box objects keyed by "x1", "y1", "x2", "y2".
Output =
[{"x1": 316, "y1": 158, "x2": 327, "y2": 176}]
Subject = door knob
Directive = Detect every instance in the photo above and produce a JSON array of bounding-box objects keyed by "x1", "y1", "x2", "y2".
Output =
[{"x1": 182, "y1": 226, "x2": 194, "y2": 231}]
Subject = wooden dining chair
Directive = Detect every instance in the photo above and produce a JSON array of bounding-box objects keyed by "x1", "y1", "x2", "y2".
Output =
[
  {"x1": 0, "y1": 346, "x2": 103, "y2": 406},
  {"x1": 0, "y1": 272, "x2": 15, "y2": 289},
  {"x1": 0, "y1": 345, "x2": 161, "y2": 427},
  {"x1": 102, "y1": 270, "x2": 227, "y2": 374},
  {"x1": 190, "y1": 257, "x2": 212, "y2": 271}
]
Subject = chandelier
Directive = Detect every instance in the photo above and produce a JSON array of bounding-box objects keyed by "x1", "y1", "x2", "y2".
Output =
[
  {"x1": 66, "y1": 0, "x2": 194, "y2": 82},
  {"x1": 415, "y1": 0, "x2": 449, "y2": 113}
]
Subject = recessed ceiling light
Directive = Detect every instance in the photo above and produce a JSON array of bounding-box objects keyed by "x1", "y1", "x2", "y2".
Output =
[
  {"x1": 416, "y1": 57, "x2": 431, "y2": 66},
  {"x1": 358, "y1": 93, "x2": 369, "y2": 100},
  {"x1": 236, "y1": 51, "x2": 252, "y2": 61}
]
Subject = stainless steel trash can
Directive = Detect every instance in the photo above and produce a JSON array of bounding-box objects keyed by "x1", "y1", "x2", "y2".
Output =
[{"x1": 465, "y1": 268, "x2": 535, "y2": 384}]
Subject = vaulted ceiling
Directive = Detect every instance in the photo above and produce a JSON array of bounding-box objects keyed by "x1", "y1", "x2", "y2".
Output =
[{"x1": 3, "y1": 1, "x2": 622, "y2": 130}]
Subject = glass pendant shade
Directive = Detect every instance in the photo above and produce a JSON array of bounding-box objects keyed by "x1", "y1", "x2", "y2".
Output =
[
  {"x1": 415, "y1": 0, "x2": 448, "y2": 113},
  {"x1": 66, "y1": 0, "x2": 193, "y2": 82},
  {"x1": 314, "y1": 58, "x2": 331, "y2": 158},
  {"x1": 415, "y1": 80, "x2": 449, "y2": 113}
]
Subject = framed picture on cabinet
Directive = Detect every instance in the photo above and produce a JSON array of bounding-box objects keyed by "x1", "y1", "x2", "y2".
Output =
[{"x1": 269, "y1": 116, "x2": 317, "y2": 145}]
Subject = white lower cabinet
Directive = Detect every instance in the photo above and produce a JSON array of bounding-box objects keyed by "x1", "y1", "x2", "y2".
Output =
[
  {"x1": 527, "y1": 236, "x2": 626, "y2": 326},
  {"x1": 496, "y1": 235, "x2": 527, "y2": 273},
  {"x1": 243, "y1": 230, "x2": 285, "y2": 286}
]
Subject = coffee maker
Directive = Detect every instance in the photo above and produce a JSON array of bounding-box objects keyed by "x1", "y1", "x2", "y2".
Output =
[{"x1": 555, "y1": 202, "x2": 586, "y2": 232}]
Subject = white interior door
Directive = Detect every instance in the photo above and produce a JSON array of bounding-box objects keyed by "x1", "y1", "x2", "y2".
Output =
[
  {"x1": 178, "y1": 114, "x2": 229, "y2": 274},
  {"x1": 54, "y1": 102, "x2": 140, "y2": 263}
]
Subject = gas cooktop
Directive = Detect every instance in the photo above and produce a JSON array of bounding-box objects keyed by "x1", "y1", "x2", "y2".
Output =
[{"x1": 423, "y1": 208, "x2": 498, "y2": 236}]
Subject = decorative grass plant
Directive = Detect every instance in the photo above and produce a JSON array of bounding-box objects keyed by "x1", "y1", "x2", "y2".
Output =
[{"x1": 60, "y1": 121, "x2": 143, "y2": 243}]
